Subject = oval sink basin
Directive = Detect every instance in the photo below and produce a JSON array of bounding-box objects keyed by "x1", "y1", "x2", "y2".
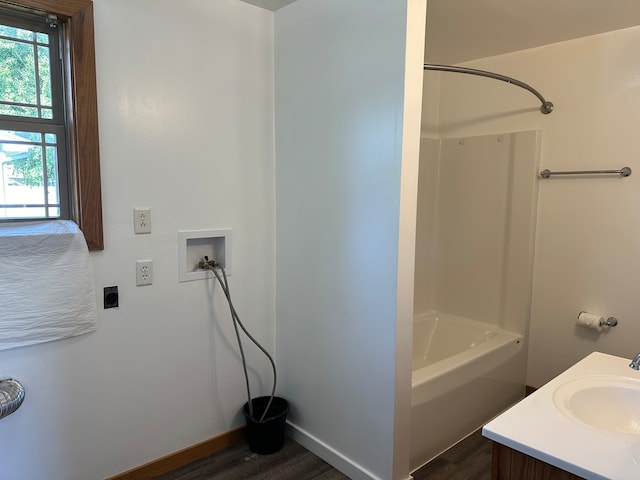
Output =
[{"x1": 553, "y1": 375, "x2": 640, "y2": 434}]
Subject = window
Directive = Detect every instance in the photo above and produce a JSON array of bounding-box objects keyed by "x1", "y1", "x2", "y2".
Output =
[
  {"x1": 0, "y1": 9, "x2": 68, "y2": 220},
  {"x1": 0, "y1": 0, "x2": 102, "y2": 250}
]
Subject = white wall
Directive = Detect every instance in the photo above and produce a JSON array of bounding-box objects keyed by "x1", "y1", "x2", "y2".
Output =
[
  {"x1": 426, "y1": 26, "x2": 640, "y2": 387},
  {"x1": 274, "y1": 1, "x2": 423, "y2": 479},
  {"x1": 0, "y1": 1, "x2": 275, "y2": 479}
]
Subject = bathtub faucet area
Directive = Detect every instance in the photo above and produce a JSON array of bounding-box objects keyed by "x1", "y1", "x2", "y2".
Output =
[{"x1": 629, "y1": 352, "x2": 640, "y2": 370}]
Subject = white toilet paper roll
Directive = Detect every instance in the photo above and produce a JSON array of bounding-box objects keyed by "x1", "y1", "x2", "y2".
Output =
[{"x1": 577, "y1": 311, "x2": 603, "y2": 332}]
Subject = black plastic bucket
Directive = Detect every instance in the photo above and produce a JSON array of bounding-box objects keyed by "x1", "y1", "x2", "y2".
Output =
[{"x1": 242, "y1": 396, "x2": 289, "y2": 455}]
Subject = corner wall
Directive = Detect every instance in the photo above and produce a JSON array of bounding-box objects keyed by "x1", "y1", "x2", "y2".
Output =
[
  {"x1": 274, "y1": 1, "x2": 420, "y2": 479},
  {"x1": 0, "y1": 2, "x2": 276, "y2": 479}
]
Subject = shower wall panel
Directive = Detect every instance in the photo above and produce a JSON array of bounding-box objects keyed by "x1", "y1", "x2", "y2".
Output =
[
  {"x1": 414, "y1": 137, "x2": 440, "y2": 315},
  {"x1": 435, "y1": 134, "x2": 512, "y2": 324},
  {"x1": 415, "y1": 130, "x2": 540, "y2": 334}
]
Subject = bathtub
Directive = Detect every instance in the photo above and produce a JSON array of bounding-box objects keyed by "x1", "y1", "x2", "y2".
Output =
[{"x1": 410, "y1": 312, "x2": 525, "y2": 472}]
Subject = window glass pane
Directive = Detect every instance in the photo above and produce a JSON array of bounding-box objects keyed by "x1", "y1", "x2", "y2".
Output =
[
  {"x1": 0, "y1": 104, "x2": 37, "y2": 117},
  {"x1": 0, "y1": 37, "x2": 37, "y2": 107},
  {"x1": 36, "y1": 32, "x2": 48, "y2": 45},
  {"x1": 46, "y1": 145, "x2": 59, "y2": 209},
  {"x1": 37, "y1": 45, "x2": 51, "y2": 107},
  {"x1": 0, "y1": 187, "x2": 48, "y2": 219},
  {"x1": 3, "y1": 130, "x2": 42, "y2": 143},
  {"x1": 41, "y1": 107, "x2": 52, "y2": 119},
  {"x1": 46, "y1": 145, "x2": 57, "y2": 186},
  {"x1": 10, "y1": 143, "x2": 43, "y2": 186},
  {"x1": 0, "y1": 146, "x2": 45, "y2": 219},
  {"x1": 0, "y1": 24, "x2": 33, "y2": 42},
  {"x1": 0, "y1": 129, "x2": 59, "y2": 220},
  {"x1": 5, "y1": 206, "x2": 50, "y2": 218},
  {"x1": 47, "y1": 188, "x2": 58, "y2": 206}
]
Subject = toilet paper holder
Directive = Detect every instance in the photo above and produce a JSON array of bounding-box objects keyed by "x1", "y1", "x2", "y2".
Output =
[{"x1": 578, "y1": 311, "x2": 618, "y2": 328}]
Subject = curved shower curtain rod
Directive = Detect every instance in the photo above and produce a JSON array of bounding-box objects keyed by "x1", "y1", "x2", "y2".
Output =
[{"x1": 423, "y1": 63, "x2": 554, "y2": 115}]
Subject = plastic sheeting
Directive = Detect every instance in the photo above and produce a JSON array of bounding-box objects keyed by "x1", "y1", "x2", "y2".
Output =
[{"x1": 0, "y1": 220, "x2": 97, "y2": 351}]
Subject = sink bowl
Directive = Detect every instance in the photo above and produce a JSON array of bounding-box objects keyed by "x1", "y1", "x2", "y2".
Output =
[{"x1": 553, "y1": 375, "x2": 640, "y2": 434}]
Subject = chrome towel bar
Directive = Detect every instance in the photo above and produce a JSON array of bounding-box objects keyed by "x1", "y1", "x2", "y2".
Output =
[{"x1": 539, "y1": 167, "x2": 632, "y2": 179}]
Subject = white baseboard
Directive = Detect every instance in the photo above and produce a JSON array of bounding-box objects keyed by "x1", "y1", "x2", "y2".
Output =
[{"x1": 287, "y1": 421, "x2": 412, "y2": 480}]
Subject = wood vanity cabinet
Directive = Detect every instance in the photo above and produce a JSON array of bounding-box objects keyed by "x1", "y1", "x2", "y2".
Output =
[{"x1": 492, "y1": 442, "x2": 585, "y2": 480}]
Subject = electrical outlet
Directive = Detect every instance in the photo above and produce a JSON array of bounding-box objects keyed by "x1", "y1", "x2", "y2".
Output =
[
  {"x1": 136, "y1": 260, "x2": 153, "y2": 286},
  {"x1": 134, "y1": 208, "x2": 151, "y2": 234}
]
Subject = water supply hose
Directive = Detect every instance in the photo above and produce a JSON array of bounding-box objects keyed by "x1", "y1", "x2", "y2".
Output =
[
  {"x1": 0, "y1": 378, "x2": 25, "y2": 420},
  {"x1": 199, "y1": 258, "x2": 277, "y2": 423}
]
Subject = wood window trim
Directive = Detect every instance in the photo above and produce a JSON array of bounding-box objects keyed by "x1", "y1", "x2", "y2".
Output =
[{"x1": 4, "y1": 0, "x2": 103, "y2": 250}]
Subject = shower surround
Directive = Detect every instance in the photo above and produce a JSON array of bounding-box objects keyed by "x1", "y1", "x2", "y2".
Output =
[{"x1": 411, "y1": 130, "x2": 540, "y2": 470}]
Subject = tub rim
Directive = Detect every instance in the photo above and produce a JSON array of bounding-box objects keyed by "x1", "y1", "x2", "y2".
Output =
[{"x1": 411, "y1": 312, "x2": 523, "y2": 406}]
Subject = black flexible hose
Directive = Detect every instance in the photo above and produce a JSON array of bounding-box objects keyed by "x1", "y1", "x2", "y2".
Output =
[{"x1": 203, "y1": 260, "x2": 277, "y2": 423}]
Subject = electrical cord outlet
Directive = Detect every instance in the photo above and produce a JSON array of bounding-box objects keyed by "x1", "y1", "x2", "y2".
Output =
[
  {"x1": 136, "y1": 260, "x2": 153, "y2": 286},
  {"x1": 133, "y1": 208, "x2": 151, "y2": 234}
]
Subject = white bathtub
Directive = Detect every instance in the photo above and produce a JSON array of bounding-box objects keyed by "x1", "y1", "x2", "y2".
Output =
[{"x1": 410, "y1": 312, "x2": 525, "y2": 472}]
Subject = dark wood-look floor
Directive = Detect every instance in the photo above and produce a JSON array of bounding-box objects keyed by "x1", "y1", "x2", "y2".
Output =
[
  {"x1": 412, "y1": 430, "x2": 492, "y2": 480},
  {"x1": 155, "y1": 429, "x2": 492, "y2": 479},
  {"x1": 153, "y1": 438, "x2": 349, "y2": 480}
]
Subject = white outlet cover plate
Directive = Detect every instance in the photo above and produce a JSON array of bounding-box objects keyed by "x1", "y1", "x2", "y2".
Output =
[
  {"x1": 134, "y1": 207, "x2": 151, "y2": 234},
  {"x1": 136, "y1": 259, "x2": 153, "y2": 286}
]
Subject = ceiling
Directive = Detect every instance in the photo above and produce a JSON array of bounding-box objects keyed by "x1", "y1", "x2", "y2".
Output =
[
  {"x1": 239, "y1": 0, "x2": 640, "y2": 64},
  {"x1": 426, "y1": 0, "x2": 640, "y2": 64},
  {"x1": 239, "y1": 0, "x2": 296, "y2": 10}
]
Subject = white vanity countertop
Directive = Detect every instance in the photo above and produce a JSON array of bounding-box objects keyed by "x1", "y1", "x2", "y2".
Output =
[{"x1": 483, "y1": 351, "x2": 640, "y2": 480}]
